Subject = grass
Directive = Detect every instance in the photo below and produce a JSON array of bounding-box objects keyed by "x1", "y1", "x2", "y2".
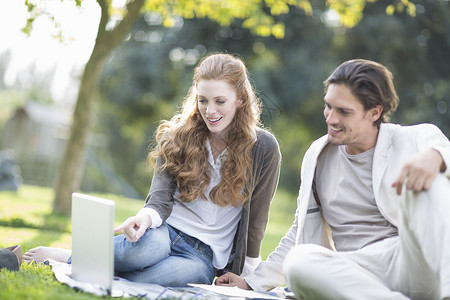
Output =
[
  {"x1": 0, "y1": 262, "x2": 108, "y2": 300},
  {"x1": 0, "y1": 185, "x2": 296, "y2": 299}
]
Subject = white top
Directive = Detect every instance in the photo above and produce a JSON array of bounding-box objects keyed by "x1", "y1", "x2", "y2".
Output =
[
  {"x1": 139, "y1": 138, "x2": 243, "y2": 269},
  {"x1": 314, "y1": 144, "x2": 398, "y2": 251}
]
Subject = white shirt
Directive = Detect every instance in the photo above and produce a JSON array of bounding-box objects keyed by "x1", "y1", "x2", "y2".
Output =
[{"x1": 139, "y1": 138, "x2": 243, "y2": 269}]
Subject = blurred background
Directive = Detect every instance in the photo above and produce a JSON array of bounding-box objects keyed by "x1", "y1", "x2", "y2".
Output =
[{"x1": 1, "y1": 0, "x2": 449, "y2": 205}]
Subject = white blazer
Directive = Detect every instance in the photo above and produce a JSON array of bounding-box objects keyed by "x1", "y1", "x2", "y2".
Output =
[{"x1": 245, "y1": 123, "x2": 450, "y2": 291}]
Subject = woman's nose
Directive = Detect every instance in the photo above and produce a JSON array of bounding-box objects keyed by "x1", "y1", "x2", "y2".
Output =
[{"x1": 206, "y1": 104, "x2": 216, "y2": 114}]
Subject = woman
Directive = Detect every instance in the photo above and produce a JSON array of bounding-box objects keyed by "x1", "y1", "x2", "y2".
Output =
[{"x1": 24, "y1": 53, "x2": 281, "y2": 287}]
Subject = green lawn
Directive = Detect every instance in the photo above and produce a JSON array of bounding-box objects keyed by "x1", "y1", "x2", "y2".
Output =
[{"x1": 0, "y1": 185, "x2": 296, "y2": 299}]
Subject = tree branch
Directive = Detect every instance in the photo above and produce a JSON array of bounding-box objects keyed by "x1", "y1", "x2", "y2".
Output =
[
  {"x1": 95, "y1": 0, "x2": 110, "y2": 42},
  {"x1": 97, "y1": 0, "x2": 146, "y2": 53}
]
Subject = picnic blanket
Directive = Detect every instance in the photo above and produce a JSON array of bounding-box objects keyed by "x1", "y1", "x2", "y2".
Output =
[{"x1": 46, "y1": 259, "x2": 292, "y2": 299}]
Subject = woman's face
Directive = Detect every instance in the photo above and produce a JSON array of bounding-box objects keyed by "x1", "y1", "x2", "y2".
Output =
[{"x1": 197, "y1": 79, "x2": 241, "y2": 138}]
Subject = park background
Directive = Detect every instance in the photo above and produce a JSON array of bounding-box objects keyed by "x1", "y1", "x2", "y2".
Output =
[{"x1": 0, "y1": 0, "x2": 449, "y2": 298}]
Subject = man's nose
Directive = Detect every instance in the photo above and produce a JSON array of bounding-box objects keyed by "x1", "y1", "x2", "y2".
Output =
[{"x1": 326, "y1": 109, "x2": 337, "y2": 124}]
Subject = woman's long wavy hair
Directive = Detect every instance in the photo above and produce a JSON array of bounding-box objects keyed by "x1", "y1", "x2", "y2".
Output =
[{"x1": 149, "y1": 53, "x2": 261, "y2": 207}]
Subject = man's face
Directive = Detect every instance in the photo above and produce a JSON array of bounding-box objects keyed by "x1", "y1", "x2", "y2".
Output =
[{"x1": 323, "y1": 83, "x2": 382, "y2": 155}]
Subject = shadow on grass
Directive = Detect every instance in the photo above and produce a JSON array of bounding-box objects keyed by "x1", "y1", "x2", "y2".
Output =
[
  {"x1": 21, "y1": 212, "x2": 72, "y2": 252},
  {"x1": 0, "y1": 212, "x2": 70, "y2": 232},
  {"x1": 23, "y1": 229, "x2": 72, "y2": 252},
  {"x1": 0, "y1": 226, "x2": 71, "y2": 253},
  {"x1": 42, "y1": 211, "x2": 71, "y2": 232}
]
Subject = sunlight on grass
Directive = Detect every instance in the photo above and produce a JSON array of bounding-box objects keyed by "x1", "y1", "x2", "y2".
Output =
[
  {"x1": 0, "y1": 186, "x2": 55, "y2": 229},
  {"x1": 0, "y1": 226, "x2": 72, "y2": 252},
  {"x1": 0, "y1": 186, "x2": 145, "y2": 230},
  {"x1": 88, "y1": 192, "x2": 145, "y2": 225}
]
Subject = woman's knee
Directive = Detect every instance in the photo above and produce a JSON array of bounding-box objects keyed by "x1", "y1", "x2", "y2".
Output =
[
  {"x1": 114, "y1": 226, "x2": 170, "y2": 270},
  {"x1": 179, "y1": 259, "x2": 215, "y2": 285}
]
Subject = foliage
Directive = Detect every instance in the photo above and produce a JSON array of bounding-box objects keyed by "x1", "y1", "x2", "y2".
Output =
[{"x1": 144, "y1": 0, "x2": 313, "y2": 39}]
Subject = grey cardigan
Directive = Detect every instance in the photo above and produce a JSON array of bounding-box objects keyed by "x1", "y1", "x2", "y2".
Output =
[{"x1": 143, "y1": 129, "x2": 281, "y2": 275}]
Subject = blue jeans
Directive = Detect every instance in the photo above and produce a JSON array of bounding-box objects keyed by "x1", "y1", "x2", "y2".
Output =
[{"x1": 113, "y1": 223, "x2": 216, "y2": 287}]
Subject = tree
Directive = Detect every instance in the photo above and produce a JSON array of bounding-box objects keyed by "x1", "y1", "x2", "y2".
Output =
[
  {"x1": 23, "y1": 0, "x2": 416, "y2": 215},
  {"x1": 96, "y1": 6, "x2": 335, "y2": 197}
]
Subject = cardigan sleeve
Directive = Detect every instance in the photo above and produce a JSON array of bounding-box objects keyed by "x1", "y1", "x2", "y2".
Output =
[
  {"x1": 143, "y1": 157, "x2": 177, "y2": 222},
  {"x1": 246, "y1": 130, "x2": 282, "y2": 258}
]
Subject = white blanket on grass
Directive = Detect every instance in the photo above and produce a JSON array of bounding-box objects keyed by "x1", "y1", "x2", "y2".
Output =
[{"x1": 46, "y1": 259, "x2": 290, "y2": 299}]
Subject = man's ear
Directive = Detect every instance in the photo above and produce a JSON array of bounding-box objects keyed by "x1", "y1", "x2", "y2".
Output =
[{"x1": 369, "y1": 105, "x2": 383, "y2": 122}]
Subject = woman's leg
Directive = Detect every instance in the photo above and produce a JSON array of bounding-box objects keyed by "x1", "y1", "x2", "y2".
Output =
[
  {"x1": 119, "y1": 255, "x2": 214, "y2": 287},
  {"x1": 23, "y1": 246, "x2": 72, "y2": 264},
  {"x1": 114, "y1": 224, "x2": 171, "y2": 273},
  {"x1": 118, "y1": 225, "x2": 216, "y2": 287}
]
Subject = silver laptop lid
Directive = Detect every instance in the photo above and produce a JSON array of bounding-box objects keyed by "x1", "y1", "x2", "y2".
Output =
[{"x1": 71, "y1": 193, "x2": 115, "y2": 291}]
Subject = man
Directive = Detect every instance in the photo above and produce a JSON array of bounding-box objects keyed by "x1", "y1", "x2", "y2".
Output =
[
  {"x1": 216, "y1": 59, "x2": 450, "y2": 299},
  {"x1": 0, "y1": 245, "x2": 22, "y2": 271}
]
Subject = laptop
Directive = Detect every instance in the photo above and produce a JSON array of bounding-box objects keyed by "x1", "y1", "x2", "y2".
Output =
[
  {"x1": 70, "y1": 193, "x2": 182, "y2": 298},
  {"x1": 71, "y1": 193, "x2": 115, "y2": 292}
]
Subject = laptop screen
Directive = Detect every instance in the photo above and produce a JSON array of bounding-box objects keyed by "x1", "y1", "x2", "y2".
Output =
[{"x1": 71, "y1": 193, "x2": 115, "y2": 291}]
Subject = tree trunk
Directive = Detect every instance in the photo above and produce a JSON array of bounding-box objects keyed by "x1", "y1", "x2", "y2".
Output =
[
  {"x1": 52, "y1": 53, "x2": 107, "y2": 215},
  {"x1": 52, "y1": 0, "x2": 145, "y2": 215}
]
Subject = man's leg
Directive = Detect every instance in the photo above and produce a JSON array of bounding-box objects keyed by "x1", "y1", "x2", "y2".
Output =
[
  {"x1": 396, "y1": 174, "x2": 450, "y2": 299},
  {"x1": 284, "y1": 243, "x2": 409, "y2": 300}
]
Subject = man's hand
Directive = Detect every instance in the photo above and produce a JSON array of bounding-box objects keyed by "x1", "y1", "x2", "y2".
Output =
[
  {"x1": 215, "y1": 272, "x2": 251, "y2": 290},
  {"x1": 114, "y1": 214, "x2": 152, "y2": 242},
  {"x1": 392, "y1": 148, "x2": 445, "y2": 195}
]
